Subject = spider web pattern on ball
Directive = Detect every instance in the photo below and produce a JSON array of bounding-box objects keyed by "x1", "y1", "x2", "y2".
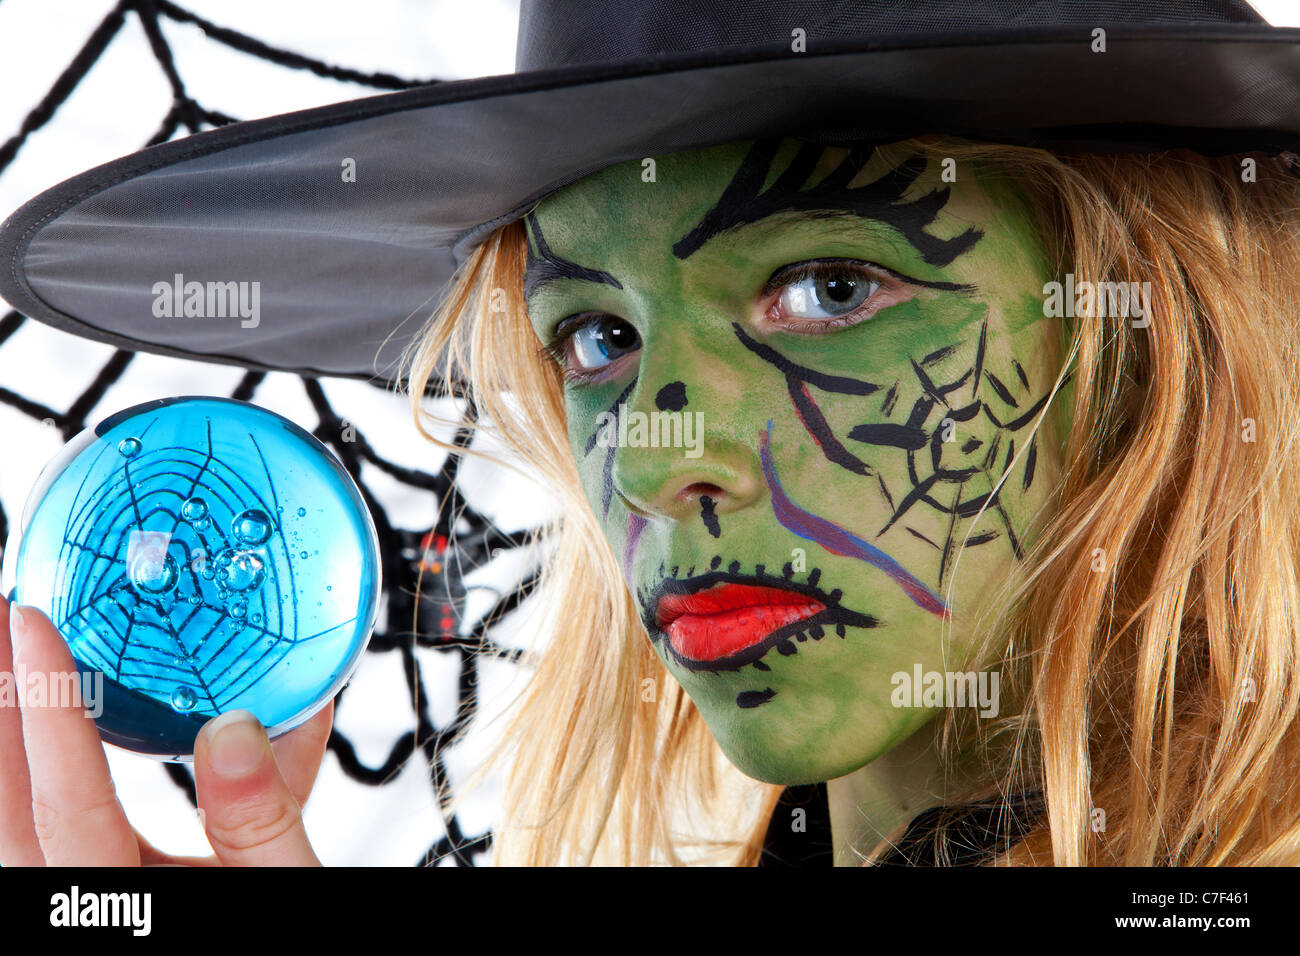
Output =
[{"x1": 56, "y1": 418, "x2": 327, "y2": 714}]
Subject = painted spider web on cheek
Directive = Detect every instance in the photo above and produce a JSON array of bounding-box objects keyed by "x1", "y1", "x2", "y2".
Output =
[{"x1": 860, "y1": 319, "x2": 1071, "y2": 586}]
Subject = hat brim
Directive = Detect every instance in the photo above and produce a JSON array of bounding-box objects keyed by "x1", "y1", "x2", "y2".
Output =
[{"x1": 2, "y1": 24, "x2": 1298, "y2": 383}]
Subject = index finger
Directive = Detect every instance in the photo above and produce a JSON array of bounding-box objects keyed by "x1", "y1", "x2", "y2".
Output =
[{"x1": 8, "y1": 603, "x2": 141, "y2": 865}]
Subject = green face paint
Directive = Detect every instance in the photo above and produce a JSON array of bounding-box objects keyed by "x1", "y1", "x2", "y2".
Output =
[{"x1": 525, "y1": 137, "x2": 1072, "y2": 785}]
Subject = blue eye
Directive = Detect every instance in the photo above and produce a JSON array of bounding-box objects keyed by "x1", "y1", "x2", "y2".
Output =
[
  {"x1": 759, "y1": 258, "x2": 917, "y2": 334},
  {"x1": 777, "y1": 267, "x2": 881, "y2": 319},
  {"x1": 564, "y1": 314, "x2": 641, "y2": 370}
]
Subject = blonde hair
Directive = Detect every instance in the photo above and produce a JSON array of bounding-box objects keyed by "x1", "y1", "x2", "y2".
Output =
[{"x1": 396, "y1": 136, "x2": 1300, "y2": 866}]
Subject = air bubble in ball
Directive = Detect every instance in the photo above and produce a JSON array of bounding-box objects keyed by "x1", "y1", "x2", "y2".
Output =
[
  {"x1": 226, "y1": 551, "x2": 265, "y2": 591},
  {"x1": 231, "y1": 509, "x2": 273, "y2": 546},
  {"x1": 180, "y1": 496, "x2": 207, "y2": 522}
]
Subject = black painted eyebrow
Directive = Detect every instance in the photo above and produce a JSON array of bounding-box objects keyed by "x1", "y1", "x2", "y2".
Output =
[
  {"x1": 523, "y1": 210, "x2": 623, "y2": 301},
  {"x1": 523, "y1": 141, "x2": 978, "y2": 302},
  {"x1": 672, "y1": 139, "x2": 982, "y2": 267}
]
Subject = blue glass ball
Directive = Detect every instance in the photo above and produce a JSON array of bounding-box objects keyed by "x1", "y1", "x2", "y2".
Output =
[{"x1": 11, "y1": 396, "x2": 381, "y2": 760}]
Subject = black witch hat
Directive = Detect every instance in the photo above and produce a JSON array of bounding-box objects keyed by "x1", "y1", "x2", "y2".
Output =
[{"x1": 0, "y1": 0, "x2": 1294, "y2": 382}]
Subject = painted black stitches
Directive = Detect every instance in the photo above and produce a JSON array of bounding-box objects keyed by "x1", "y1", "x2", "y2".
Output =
[
  {"x1": 737, "y1": 688, "x2": 776, "y2": 708},
  {"x1": 672, "y1": 139, "x2": 983, "y2": 267},
  {"x1": 524, "y1": 211, "x2": 624, "y2": 300}
]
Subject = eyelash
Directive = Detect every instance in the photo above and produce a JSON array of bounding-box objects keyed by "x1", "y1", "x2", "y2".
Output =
[{"x1": 541, "y1": 258, "x2": 909, "y2": 384}]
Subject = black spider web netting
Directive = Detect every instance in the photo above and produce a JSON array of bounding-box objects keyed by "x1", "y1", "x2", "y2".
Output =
[{"x1": 0, "y1": 0, "x2": 539, "y2": 866}]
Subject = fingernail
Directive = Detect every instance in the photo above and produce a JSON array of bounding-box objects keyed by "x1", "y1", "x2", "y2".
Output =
[
  {"x1": 205, "y1": 710, "x2": 266, "y2": 777},
  {"x1": 9, "y1": 606, "x2": 30, "y2": 657}
]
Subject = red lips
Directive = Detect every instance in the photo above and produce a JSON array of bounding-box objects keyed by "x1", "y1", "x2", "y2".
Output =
[{"x1": 655, "y1": 582, "x2": 825, "y2": 663}]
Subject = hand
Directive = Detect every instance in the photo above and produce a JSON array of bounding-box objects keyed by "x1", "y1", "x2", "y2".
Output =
[{"x1": 0, "y1": 593, "x2": 333, "y2": 866}]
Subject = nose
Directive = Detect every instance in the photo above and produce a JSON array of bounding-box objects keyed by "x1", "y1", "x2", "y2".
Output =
[{"x1": 611, "y1": 374, "x2": 764, "y2": 524}]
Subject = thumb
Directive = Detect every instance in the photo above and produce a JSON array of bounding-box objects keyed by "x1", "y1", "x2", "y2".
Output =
[{"x1": 193, "y1": 710, "x2": 321, "y2": 866}]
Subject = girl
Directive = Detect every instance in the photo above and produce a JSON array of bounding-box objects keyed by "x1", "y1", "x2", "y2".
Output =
[{"x1": 399, "y1": 134, "x2": 1300, "y2": 865}]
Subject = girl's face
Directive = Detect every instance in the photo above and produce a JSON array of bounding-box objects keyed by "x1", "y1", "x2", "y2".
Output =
[{"x1": 525, "y1": 138, "x2": 1071, "y2": 784}]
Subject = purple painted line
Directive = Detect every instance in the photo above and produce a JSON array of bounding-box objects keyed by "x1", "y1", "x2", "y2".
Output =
[
  {"x1": 623, "y1": 512, "x2": 648, "y2": 586},
  {"x1": 759, "y1": 420, "x2": 949, "y2": 618}
]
